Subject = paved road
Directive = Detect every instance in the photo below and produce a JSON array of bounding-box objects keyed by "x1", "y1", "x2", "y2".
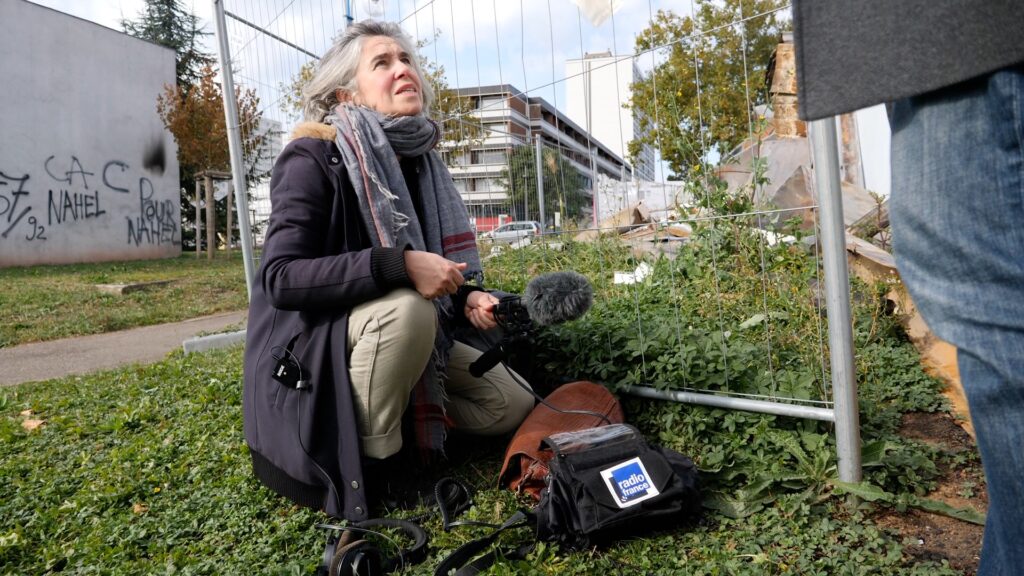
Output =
[{"x1": 0, "y1": 310, "x2": 248, "y2": 387}]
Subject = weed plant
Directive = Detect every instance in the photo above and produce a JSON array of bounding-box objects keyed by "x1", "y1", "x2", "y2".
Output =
[
  {"x1": 490, "y1": 215, "x2": 972, "y2": 521},
  {"x1": 0, "y1": 216, "x2": 982, "y2": 573}
]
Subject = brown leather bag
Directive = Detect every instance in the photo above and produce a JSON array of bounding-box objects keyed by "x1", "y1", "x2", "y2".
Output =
[{"x1": 498, "y1": 381, "x2": 624, "y2": 500}]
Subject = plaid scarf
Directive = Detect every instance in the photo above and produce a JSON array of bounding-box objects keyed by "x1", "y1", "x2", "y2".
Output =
[{"x1": 329, "y1": 104, "x2": 482, "y2": 460}]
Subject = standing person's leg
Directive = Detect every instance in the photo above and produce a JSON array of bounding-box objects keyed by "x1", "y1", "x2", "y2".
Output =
[
  {"x1": 347, "y1": 288, "x2": 436, "y2": 459},
  {"x1": 444, "y1": 341, "x2": 535, "y2": 435},
  {"x1": 890, "y1": 66, "x2": 1024, "y2": 576}
]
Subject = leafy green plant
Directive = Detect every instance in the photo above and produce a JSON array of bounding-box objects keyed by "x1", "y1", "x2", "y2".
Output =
[
  {"x1": 957, "y1": 481, "x2": 978, "y2": 499},
  {"x1": 488, "y1": 203, "x2": 981, "y2": 536}
]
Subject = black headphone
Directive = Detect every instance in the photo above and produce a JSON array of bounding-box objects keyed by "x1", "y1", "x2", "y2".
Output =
[{"x1": 318, "y1": 518, "x2": 428, "y2": 576}]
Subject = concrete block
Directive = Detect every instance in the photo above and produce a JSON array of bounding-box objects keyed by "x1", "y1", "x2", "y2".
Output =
[
  {"x1": 95, "y1": 280, "x2": 174, "y2": 295},
  {"x1": 182, "y1": 329, "x2": 247, "y2": 354}
]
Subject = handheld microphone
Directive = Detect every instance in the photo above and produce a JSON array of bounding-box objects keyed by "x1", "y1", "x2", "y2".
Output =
[{"x1": 469, "y1": 271, "x2": 593, "y2": 377}]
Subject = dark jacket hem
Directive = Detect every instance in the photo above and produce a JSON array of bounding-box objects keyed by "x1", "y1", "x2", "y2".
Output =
[{"x1": 250, "y1": 448, "x2": 327, "y2": 512}]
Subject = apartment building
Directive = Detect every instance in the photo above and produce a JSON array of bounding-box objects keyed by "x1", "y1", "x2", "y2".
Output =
[
  {"x1": 565, "y1": 51, "x2": 656, "y2": 182},
  {"x1": 444, "y1": 84, "x2": 631, "y2": 222}
]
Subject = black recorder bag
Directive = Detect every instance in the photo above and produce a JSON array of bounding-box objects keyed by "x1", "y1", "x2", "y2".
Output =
[
  {"x1": 534, "y1": 424, "x2": 701, "y2": 550},
  {"x1": 435, "y1": 424, "x2": 700, "y2": 575}
]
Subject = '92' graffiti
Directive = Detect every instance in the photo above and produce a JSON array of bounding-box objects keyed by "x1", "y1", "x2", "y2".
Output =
[{"x1": 0, "y1": 171, "x2": 46, "y2": 241}]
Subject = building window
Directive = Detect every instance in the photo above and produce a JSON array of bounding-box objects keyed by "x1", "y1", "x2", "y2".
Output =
[
  {"x1": 483, "y1": 122, "x2": 506, "y2": 137},
  {"x1": 473, "y1": 149, "x2": 507, "y2": 164},
  {"x1": 479, "y1": 95, "x2": 505, "y2": 111},
  {"x1": 446, "y1": 151, "x2": 471, "y2": 166}
]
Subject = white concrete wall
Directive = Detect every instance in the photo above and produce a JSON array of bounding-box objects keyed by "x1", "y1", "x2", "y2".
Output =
[
  {"x1": 0, "y1": 0, "x2": 180, "y2": 267},
  {"x1": 855, "y1": 104, "x2": 892, "y2": 198},
  {"x1": 566, "y1": 54, "x2": 655, "y2": 181}
]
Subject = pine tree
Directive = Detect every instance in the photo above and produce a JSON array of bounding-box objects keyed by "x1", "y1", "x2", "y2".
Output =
[{"x1": 121, "y1": 0, "x2": 215, "y2": 90}]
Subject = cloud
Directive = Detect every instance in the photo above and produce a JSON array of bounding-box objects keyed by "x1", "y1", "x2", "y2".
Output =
[
  {"x1": 34, "y1": 0, "x2": 690, "y2": 136},
  {"x1": 571, "y1": 0, "x2": 624, "y2": 27},
  {"x1": 397, "y1": 0, "x2": 684, "y2": 100}
]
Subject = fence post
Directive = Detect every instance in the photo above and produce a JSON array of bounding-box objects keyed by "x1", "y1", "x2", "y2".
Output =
[
  {"x1": 809, "y1": 117, "x2": 862, "y2": 484},
  {"x1": 226, "y1": 180, "x2": 233, "y2": 256},
  {"x1": 204, "y1": 174, "x2": 215, "y2": 260},
  {"x1": 535, "y1": 135, "x2": 545, "y2": 227},
  {"x1": 213, "y1": 0, "x2": 256, "y2": 299},
  {"x1": 590, "y1": 150, "x2": 598, "y2": 227},
  {"x1": 194, "y1": 178, "x2": 202, "y2": 258}
]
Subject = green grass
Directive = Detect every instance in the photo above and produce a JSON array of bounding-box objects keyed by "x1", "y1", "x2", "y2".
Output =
[
  {"x1": 0, "y1": 236, "x2": 984, "y2": 575},
  {"x1": 0, "y1": 346, "x2": 968, "y2": 575},
  {"x1": 0, "y1": 219, "x2": 985, "y2": 574},
  {"x1": 0, "y1": 254, "x2": 248, "y2": 348}
]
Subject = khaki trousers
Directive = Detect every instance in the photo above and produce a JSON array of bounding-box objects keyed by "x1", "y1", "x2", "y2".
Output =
[{"x1": 347, "y1": 289, "x2": 534, "y2": 459}]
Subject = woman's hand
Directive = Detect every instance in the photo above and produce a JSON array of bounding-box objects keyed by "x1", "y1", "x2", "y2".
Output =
[
  {"x1": 404, "y1": 250, "x2": 467, "y2": 299},
  {"x1": 465, "y1": 290, "x2": 499, "y2": 331}
]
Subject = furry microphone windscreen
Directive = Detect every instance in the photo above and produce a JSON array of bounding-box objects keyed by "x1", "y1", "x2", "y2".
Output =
[{"x1": 523, "y1": 271, "x2": 594, "y2": 326}]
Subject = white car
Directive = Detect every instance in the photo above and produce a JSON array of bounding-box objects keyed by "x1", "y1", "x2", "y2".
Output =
[{"x1": 486, "y1": 221, "x2": 542, "y2": 244}]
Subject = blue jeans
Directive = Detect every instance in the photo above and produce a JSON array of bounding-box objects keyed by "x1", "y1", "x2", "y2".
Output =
[{"x1": 890, "y1": 65, "x2": 1024, "y2": 576}]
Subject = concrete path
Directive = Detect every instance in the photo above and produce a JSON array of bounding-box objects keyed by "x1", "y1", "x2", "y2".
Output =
[{"x1": 0, "y1": 310, "x2": 248, "y2": 387}]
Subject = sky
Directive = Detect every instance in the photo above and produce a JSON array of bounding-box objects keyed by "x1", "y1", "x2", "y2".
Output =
[
  {"x1": 27, "y1": 0, "x2": 889, "y2": 194},
  {"x1": 26, "y1": 0, "x2": 681, "y2": 106}
]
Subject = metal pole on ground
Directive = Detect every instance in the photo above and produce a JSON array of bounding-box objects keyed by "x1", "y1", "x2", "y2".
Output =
[{"x1": 809, "y1": 117, "x2": 862, "y2": 484}]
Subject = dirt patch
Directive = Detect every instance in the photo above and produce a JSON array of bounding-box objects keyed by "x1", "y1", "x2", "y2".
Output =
[
  {"x1": 873, "y1": 412, "x2": 987, "y2": 575},
  {"x1": 898, "y1": 411, "x2": 975, "y2": 452},
  {"x1": 875, "y1": 508, "x2": 983, "y2": 573}
]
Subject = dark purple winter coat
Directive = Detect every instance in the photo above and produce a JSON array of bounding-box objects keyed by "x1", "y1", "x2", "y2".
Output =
[{"x1": 243, "y1": 122, "x2": 412, "y2": 521}]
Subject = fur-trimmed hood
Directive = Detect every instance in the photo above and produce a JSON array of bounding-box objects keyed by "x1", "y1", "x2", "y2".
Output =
[{"x1": 290, "y1": 121, "x2": 335, "y2": 141}]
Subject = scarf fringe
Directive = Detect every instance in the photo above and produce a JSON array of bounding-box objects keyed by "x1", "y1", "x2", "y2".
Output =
[{"x1": 365, "y1": 168, "x2": 410, "y2": 238}]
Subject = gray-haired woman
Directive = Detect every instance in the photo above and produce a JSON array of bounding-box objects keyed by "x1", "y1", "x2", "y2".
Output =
[{"x1": 242, "y1": 20, "x2": 534, "y2": 521}]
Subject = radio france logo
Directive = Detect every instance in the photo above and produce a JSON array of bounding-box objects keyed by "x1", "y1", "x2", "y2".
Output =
[{"x1": 600, "y1": 457, "x2": 660, "y2": 508}]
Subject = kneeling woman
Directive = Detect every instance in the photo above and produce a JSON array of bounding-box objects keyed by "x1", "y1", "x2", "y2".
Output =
[{"x1": 242, "y1": 20, "x2": 535, "y2": 521}]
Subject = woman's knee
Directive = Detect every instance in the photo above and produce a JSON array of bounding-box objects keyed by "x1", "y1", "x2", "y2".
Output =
[
  {"x1": 481, "y1": 384, "x2": 535, "y2": 436},
  {"x1": 386, "y1": 289, "x2": 437, "y2": 344},
  {"x1": 350, "y1": 288, "x2": 436, "y2": 357},
  {"x1": 502, "y1": 385, "x2": 536, "y2": 432}
]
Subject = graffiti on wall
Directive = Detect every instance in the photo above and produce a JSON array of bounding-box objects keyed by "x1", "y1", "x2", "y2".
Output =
[{"x1": 0, "y1": 155, "x2": 179, "y2": 247}]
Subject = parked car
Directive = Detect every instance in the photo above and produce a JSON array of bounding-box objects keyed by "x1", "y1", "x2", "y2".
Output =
[{"x1": 485, "y1": 220, "x2": 542, "y2": 244}]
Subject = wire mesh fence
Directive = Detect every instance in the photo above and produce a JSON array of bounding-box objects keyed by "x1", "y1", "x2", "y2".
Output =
[{"x1": 214, "y1": 0, "x2": 860, "y2": 480}]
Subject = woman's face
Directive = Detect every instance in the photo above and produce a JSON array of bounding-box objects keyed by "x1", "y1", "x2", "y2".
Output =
[{"x1": 343, "y1": 35, "x2": 423, "y2": 116}]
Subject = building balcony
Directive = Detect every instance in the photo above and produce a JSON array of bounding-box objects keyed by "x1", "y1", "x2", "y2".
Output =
[{"x1": 448, "y1": 163, "x2": 509, "y2": 176}]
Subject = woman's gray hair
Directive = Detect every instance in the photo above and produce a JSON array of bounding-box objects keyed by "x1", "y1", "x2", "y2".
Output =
[{"x1": 302, "y1": 20, "x2": 433, "y2": 122}]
